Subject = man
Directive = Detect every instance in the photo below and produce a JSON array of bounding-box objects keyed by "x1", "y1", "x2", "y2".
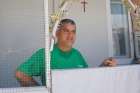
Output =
[{"x1": 15, "y1": 19, "x2": 88, "y2": 86}]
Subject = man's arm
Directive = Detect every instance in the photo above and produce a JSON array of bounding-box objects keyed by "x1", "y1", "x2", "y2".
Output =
[
  {"x1": 100, "y1": 57, "x2": 117, "y2": 67},
  {"x1": 15, "y1": 71, "x2": 39, "y2": 87},
  {"x1": 15, "y1": 48, "x2": 45, "y2": 86},
  {"x1": 77, "y1": 50, "x2": 88, "y2": 68}
]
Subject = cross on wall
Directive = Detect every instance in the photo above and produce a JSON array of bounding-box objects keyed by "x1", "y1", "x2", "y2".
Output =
[{"x1": 81, "y1": 0, "x2": 88, "y2": 12}]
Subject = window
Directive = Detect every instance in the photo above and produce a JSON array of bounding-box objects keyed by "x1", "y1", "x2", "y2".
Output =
[
  {"x1": 111, "y1": 0, "x2": 131, "y2": 57},
  {"x1": 134, "y1": 32, "x2": 140, "y2": 58}
]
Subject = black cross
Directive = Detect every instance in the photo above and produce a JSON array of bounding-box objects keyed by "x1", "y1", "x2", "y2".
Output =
[{"x1": 81, "y1": 0, "x2": 88, "y2": 12}]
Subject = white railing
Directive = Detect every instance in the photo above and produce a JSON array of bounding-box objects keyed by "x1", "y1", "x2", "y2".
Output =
[
  {"x1": 0, "y1": 65, "x2": 140, "y2": 93},
  {"x1": 52, "y1": 65, "x2": 140, "y2": 93}
]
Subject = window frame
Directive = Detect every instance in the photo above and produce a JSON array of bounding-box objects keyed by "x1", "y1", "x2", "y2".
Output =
[{"x1": 107, "y1": 0, "x2": 134, "y2": 58}]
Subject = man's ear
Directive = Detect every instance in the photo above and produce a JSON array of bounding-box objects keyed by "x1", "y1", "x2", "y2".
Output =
[{"x1": 55, "y1": 31, "x2": 59, "y2": 43}]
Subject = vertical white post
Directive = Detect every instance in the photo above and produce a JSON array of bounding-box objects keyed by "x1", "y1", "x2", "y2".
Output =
[
  {"x1": 106, "y1": 0, "x2": 114, "y2": 57},
  {"x1": 44, "y1": 0, "x2": 52, "y2": 93}
]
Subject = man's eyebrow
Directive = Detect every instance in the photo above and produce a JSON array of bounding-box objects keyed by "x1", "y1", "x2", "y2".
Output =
[
  {"x1": 72, "y1": 30, "x2": 76, "y2": 33},
  {"x1": 73, "y1": 30, "x2": 76, "y2": 32},
  {"x1": 64, "y1": 29, "x2": 76, "y2": 32}
]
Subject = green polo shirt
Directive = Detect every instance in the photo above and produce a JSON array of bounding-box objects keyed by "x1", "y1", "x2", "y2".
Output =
[{"x1": 17, "y1": 45, "x2": 88, "y2": 85}]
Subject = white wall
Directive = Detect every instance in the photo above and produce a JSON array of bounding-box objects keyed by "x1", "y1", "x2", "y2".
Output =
[{"x1": 0, "y1": 0, "x2": 44, "y2": 87}]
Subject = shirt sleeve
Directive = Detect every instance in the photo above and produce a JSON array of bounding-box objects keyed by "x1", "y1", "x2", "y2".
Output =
[
  {"x1": 16, "y1": 48, "x2": 45, "y2": 77},
  {"x1": 76, "y1": 50, "x2": 88, "y2": 68}
]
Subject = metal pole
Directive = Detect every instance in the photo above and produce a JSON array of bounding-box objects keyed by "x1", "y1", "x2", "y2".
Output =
[{"x1": 44, "y1": 0, "x2": 52, "y2": 93}]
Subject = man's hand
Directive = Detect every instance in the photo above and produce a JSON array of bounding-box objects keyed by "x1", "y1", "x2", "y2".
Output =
[
  {"x1": 15, "y1": 71, "x2": 39, "y2": 87},
  {"x1": 101, "y1": 57, "x2": 117, "y2": 67}
]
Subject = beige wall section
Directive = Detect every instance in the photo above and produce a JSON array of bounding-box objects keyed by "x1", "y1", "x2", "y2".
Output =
[{"x1": 49, "y1": 0, "x2": 110, "y2": 67}]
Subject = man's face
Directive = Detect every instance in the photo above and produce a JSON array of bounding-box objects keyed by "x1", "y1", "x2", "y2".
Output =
[{"x1": 56, "y1": 23, "x2": 76, "y2": 48}]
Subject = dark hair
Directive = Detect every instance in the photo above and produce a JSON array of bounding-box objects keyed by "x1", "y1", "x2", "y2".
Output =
[{"x1": 59, "y1": 19, "x2": 76, "y2": 27}]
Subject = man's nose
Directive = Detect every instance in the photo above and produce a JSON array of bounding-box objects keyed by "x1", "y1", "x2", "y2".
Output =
[
  {"x1": 67, "y1": 34, "x2": 73, "y2": 40},
  {"x1": 68, "y1": 31, "x2": 74, "y2": 37}
]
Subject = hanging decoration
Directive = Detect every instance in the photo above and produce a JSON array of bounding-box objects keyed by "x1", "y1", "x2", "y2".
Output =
[{"x1": 123, "y1": 0, "x2": 140, "y2": 31}]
